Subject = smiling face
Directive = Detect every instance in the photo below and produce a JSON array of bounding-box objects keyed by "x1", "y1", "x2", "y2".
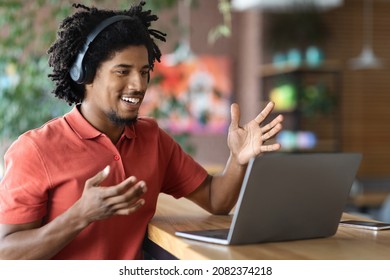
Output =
[{"x1": 81, "y1": 45, "x2": 150, "y2": 131}]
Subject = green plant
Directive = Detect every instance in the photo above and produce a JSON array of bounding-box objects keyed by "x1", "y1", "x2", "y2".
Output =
[
  {"x1": 208, "y1": 0, "x2": 232, "y2": 44},
  {"x1": 0, "y1": 1, "x2": 76, "y2": 140},
  {"x1": 144, "y1": 0, "x2": 232, "y2": 45},
  {"x1": 300, "y1": 83, "x2": 337, "y2": 117},
  {"x1": 0, "y1": 57, "x2": 70, "y2": 139}
]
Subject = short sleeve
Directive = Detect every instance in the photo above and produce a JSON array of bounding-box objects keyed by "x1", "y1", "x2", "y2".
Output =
[
  {"x1": 158, "y1": 129, "x2": 208, "y2": 198},
  {"x1": 0, "y1": 136, "x2": 51, "y2": 224}
]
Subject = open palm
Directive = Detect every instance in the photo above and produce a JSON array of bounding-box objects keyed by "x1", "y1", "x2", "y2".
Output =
[{"x1": 227, "y1": 102, "x2": 283, "y2": 165}]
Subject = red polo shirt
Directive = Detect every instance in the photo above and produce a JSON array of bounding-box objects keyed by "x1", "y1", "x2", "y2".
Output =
[{"x1": 0, "y1": 107, "x2": 208, "y2": 259}]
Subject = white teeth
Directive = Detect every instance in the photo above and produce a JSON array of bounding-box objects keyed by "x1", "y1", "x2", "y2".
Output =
[{"x1": 121, "y1": 96, "x2": 140, "y2": 104}]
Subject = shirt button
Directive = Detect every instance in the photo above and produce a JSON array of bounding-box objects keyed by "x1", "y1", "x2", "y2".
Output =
[{"x1": 113, "y1": 154, "x2": 120, "y2": 161}]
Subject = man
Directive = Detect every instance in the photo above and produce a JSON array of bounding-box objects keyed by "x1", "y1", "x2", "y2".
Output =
[{"x1": 0, "y1": 1, "x2": 283, "y2": 259}]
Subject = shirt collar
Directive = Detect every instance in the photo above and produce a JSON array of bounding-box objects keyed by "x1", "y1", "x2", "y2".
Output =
[
  {"x1": 123, "y1": 124, "x2": 136, "y2": 139},
  {"x1": 64, "y1": 106, "x2": 136, "y2": 140}
]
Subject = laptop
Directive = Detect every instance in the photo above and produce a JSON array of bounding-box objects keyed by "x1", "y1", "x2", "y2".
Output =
[{"x1": 175, "y1": 153, "x2": 362, "y2": 245}]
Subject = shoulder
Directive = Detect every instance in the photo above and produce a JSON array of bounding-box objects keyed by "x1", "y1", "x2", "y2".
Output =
[
  {"x1": 135, "y1": 116, "x2": 159, "y2": 129},
  {"x1": 133, "y1": 117, "x2": 164, "y2": 137},
  {"x1": 133, "y1": 117, "x2": 176, "y2": 146},
  {"x1": 7, "y1": 116, "x2": 67, "y2": 155},
  {"x1": 20, "y1": 117, "x2": 67, "y2": 144}
]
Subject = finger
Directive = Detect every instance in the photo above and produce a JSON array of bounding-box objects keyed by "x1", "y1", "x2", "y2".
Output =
[
  {"x1": 261, "y1": 123, "x2": 283, "y2": 141},
  {"x1": 229, "y1": 103, "x2": 240, "y2": 130},
  {"x1": 260, "y1": 143, "x2": 281, "y2": 153},
  {"x1": 104, "y1": 181, "x2": 146, "y2": 205},
  {"x1": 85, "y1": 165, "x2": 110, "y2": 188},
  {"x1": 101, "y1": 176, "x2": 139, "y2": 198},
  {"x1": 115, "y1": 199, "x2": 145, "y2": 215},
  {"x1": 254, "y1": 101, "x2": 275, "y2": 124},
  {"x1": 109, "y1": 196, "x2": 145, "y2": 213},
  {"x1": 260, "y1": 114, "x2": 283, "y2": 134}
]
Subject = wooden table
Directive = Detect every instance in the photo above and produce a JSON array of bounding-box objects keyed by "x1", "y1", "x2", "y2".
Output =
[{"x1": 145, "y1": 194, "x2": 390, "y2": 260}]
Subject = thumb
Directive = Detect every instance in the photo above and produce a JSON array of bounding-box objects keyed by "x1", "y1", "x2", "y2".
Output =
[
  {"x1": 229, "y1": 103, "x2": 240, "y2": 130},
  {"x1": 86, "y1": 165, "x2": 110, "y2": 188}
]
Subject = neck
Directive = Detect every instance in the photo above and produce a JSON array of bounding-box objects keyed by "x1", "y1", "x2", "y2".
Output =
[{"x1": 79, "y1": 104, "x2": 124, "y2": 144}]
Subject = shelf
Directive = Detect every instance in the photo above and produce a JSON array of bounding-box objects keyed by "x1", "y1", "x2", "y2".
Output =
[
  {"x1": 259, "y1": 60, "x2": 341, "y2": 78},
  {"x1": 279, "y1": 139, "x2": 339, "y2": 153},
  {"x1": 260, "y1": 62, "x2": 342, "y2": 153}
]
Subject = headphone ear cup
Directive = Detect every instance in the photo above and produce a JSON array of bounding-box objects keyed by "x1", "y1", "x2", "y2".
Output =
[
  {"x1": 70, "y1": 53, "x2": 86, "y2": 84},
  {"x1": 78, "y1": 66, "x2": 86, "y2": 84},
  {"x1": 82, "y1": 63, "x2": 92, "y2": 84},
  {"x1": 70, "y1": 62, "x2": 82, "y2": 84}
]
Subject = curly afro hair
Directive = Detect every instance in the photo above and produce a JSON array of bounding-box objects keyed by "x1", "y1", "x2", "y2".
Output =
[{"x1": 47, "y1": 1, "x2": 166, "y2": 105}]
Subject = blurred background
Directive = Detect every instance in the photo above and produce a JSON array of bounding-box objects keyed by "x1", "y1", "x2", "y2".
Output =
[{"x1": 1, "y1": 0, "x2": 390, "y2": 221}]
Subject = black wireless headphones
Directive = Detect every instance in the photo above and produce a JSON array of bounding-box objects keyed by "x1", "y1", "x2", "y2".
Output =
[{"x1": 69, "y1": 15, "x2": 132, "y2": 84}]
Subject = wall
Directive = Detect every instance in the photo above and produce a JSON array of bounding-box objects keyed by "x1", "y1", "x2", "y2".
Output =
[{"x1": 322, "y1": 0, "x2": 390, "y2": 179}]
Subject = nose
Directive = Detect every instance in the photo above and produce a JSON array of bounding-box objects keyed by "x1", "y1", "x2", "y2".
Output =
[{"x1": 127, "y1": 71, "x2": 145, "y2": 91}]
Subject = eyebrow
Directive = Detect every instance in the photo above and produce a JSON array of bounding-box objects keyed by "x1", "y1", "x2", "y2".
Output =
[{"x1": 113, "y1": 64, "x2": 150, "y2": 69}]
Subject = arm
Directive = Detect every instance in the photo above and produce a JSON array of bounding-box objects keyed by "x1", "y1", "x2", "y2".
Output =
[
  {"x1": 0, "y1": 212, "x2": 88, "y2": 260},
  {"x1": 0, "y1": 166, "x2": 147, "y2": 259},
  {"x1": 186, "y1": 102, "x2": 283, "y2": 214}
]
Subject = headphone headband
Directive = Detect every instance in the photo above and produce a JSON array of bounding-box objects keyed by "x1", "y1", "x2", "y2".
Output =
[{"x1": 70, "y1": 15, "x2": 132, "y2": 84}]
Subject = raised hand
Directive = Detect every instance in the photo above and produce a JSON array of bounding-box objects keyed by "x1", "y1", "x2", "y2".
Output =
[{"x1": 227, "y1": 102, "x2": 283, "y2": 165}]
